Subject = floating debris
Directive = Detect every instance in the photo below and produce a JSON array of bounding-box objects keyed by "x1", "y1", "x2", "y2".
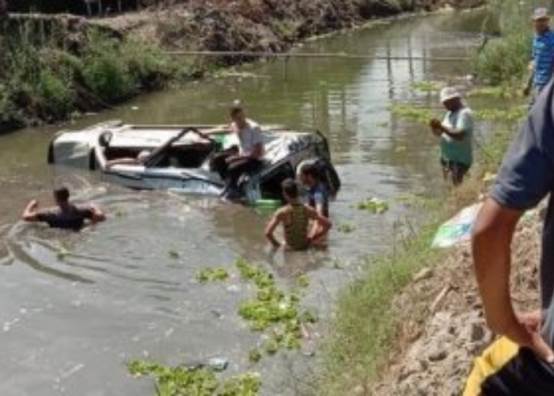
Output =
[
  {"x1": 168, "y1": 250, "x2": 180, "y2": 259},
  {"x1": 357, "y1": 198, "x2": 389, "y2": 214},
  {"x1": 338, "y1": 223, "x2": 356, "y2": 233},
  {"x1": 207, "y1": 357, "x2": 229, "y2": 372},
  {"x1": 197, "y1": 267, "x2": 229, "y2": 283}
]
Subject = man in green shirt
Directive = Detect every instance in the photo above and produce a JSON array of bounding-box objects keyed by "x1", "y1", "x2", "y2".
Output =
[{"x1": 429, "y1": 87, "x2": 474, "y2": 186}]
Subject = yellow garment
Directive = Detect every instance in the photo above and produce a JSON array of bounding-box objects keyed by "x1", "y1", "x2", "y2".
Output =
[{"x1": 463, "y1": 337, "x2": 520, "y2": 396}]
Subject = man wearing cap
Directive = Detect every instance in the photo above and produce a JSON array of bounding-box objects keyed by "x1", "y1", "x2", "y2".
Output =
[
  {"x1": 429, "y1": 87, "x2": 474, "y2": 186},
  {"x1": 525, "y1": 8, "x2": 554, "y2": 99},
  {"x1": 210, "y1": 101, "x2": 265, "y2": 199}
]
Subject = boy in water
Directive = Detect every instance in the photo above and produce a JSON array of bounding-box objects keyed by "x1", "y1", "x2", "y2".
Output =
[
  {"x1": 299, "y1": 162, "x2": 331, "y2": 242},
  {"x1": 22, "y1": 187, "x2": 106, "y2": 231},
  {"x1": 265, "y1": 179, "x2": 331, "y2": 251}
]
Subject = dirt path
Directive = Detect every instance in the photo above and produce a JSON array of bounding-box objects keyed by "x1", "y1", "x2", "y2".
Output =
[
  {"x1": 373, "y1": 205, "x2": 542, "y2": 395},
  {"x1": 373, "y1": 206, "x2": 542, "y2": 396}
]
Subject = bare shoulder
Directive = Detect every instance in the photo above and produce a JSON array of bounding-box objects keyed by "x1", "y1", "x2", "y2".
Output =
[
  {"x1": 275, "y1": 205, "x2": 291, "y2": 218},
  {"x1": 304, "y1": 204, "x2": 318, "y2": 216}
]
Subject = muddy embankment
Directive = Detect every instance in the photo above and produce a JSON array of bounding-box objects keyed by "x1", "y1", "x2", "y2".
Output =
[
  {"x1": 372, "y1": 203, "x2": 542, "y2": 395},
  {"x1": 0, "y1": 0, "x2": 484, "y2": 133},
  {"x1": 95, "y1": 0, "x2": 484, "y2": 56}
]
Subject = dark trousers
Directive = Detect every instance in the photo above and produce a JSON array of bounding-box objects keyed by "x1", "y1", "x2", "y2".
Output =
[{"x1": 210, "y1": 148, "x2": 262, "y2": 191}]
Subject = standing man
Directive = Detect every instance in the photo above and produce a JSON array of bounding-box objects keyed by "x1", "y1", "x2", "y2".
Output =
[
  {"x1": 525, "y1": 8, "x2": 554, "y2": 100},
  {"x1": 22, "y1": 187, "x2": 106, "y2": 231},
  {"x1": 429, "y1": 87, "x2": 474, "y2": 186},
  {"x1": 465, "y1": 81, "x2": 554, "y2": 394},
  {"x1": 210, "y1": 101, "x2": 265, "y2": 199}
]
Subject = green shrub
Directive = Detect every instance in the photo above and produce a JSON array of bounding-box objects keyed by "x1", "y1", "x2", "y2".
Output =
[
  {"x1": 82, "y1": 31, "x2": 135, "y2": 102},
  {"x1": 121, "y1": 39, "x2": 175, "y2": 89},
  {"x1": 473, "y1": 32, "x2": 532, "y2": 86},
  {"x1": 37, "y1": 69, "x2": 75, "y2": 118}
]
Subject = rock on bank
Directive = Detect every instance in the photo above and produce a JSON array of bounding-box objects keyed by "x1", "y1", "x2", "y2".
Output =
[{"x1": 373, "y1": 207, "x2": 542, "y2": 395}]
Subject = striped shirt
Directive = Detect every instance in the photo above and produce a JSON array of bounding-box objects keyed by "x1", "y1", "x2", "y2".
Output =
[{"x1": 533, "y1": 29, "x2": 554, "y2": 88}]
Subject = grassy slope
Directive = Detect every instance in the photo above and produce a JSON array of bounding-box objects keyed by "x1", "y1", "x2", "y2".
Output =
[{"x1": 315, "y1": 113, "x2": 521, "y2": 394}]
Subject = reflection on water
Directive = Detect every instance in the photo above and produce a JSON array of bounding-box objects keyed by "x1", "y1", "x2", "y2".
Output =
[{"x1": 0, "y1": 11, "x2": 488, "y2": 396}]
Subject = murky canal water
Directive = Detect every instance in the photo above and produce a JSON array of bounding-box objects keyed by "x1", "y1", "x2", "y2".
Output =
[{"x1": 0, "y1": 10, "x2": 488, "y2": 396}]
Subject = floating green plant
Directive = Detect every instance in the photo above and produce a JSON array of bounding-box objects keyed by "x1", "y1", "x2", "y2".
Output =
[
  {"x1": 235, "y1": 258, "x2": 316, "y2": 360},
  {"x1": 338, "y1": 223, "x2": 356, "y2": 233},
  {"x1": 128, "y1": 360, "x2": 261, "y2": 396},
  {"x1": 168, "y1": 250, "x2": 180, "y2": 259},
  {"x1": 357, "y1": 198, "x2": 390, "y2": 214},
  {"x1": 248, "y1": 349, "x2": 262, "y2": 363},
  {"x1": 390, "y1": 104, "x2": 434, "y2": 124},
  {"x1": 296, "y1": 275, "x2": 310, "y2": 288},
  {"x1": 197, "y1": 267, "x2": 229, "y2": 283},
  {"x1": 411, "y1": 80, "x2": 441, "y2": 93}
]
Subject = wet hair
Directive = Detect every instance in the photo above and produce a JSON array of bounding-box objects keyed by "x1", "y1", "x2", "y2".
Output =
[
  {"x1": 300, "y1": 163, "x2": 320, "y2": 180},
  {"x1": 281, "y1": 178, "x2": 299, "y2": 199},
  {"x1": 230, "y1": 99, "x2": 244, "y2": 117},
  {"x1": 53, "y1": 186, "x2": 70, "y2": 203}
]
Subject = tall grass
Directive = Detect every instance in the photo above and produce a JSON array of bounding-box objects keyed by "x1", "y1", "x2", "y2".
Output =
[
  {"x1": 316, "y1": 217, "x2": 446, "y2": 395},
  {"x1": 0, "y1": 21, "x2": 182, "y2": 131},
  {"x1": 314, "y1": 121, "x2": 519, "y2": 394},
  {"x1": 472, "y1": 0, "x2": 544, "y2": 85},
  {"x1": 472, "y1": 32, "x2": 531, "y2": 85}
]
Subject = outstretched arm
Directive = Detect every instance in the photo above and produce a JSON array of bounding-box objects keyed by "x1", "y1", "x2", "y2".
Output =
[
  {"x1": 22, "y1": 200, "x2": 40, "y2": 222},
  {"x1": 473, "y1": 198, "x2": 554, "y2": 362},
  {"x1": 265, "y1": 211, "x2": 283, "y2": 248}
]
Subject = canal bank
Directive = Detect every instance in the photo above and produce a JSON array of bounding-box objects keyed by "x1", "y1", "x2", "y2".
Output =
[
  {"x1": 0, "y1": 0, "x2": 484, "y2": 134},
  {"x1": 0, "y1": 9, "x2": 515, "y2": 396},
  {"x1": 316, "y1": 1, "x2": 536, "y2": 393}
]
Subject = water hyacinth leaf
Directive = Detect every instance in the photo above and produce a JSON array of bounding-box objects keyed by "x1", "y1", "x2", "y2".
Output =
[
  {"x1": 411, "y1": 80, "x2": 442, "y2": 93},
  {"x1": 248, "y1": 349, "x2": 262, "y2": 363},
  {"x1": 197, "y1": 267, "x2": 229, "y2": 283},
  {"x1": 338, "y1": 223, "x2": 356, "y2": 233},
  {"x1": 390, "y1": 103, "x2": 434, "y2": 124},
  {"x1": 234, "y1": 258, "x2": 314, "y2": 360},
  {"x1": 357, "y1": 198, "x2": 389, "y2": 214},
  {"x1": 296, "y1": 275, "x2": 310, "y2": 288},
  {"x1": 127, "y1": 360, "x2": 260, "y2": 395}
]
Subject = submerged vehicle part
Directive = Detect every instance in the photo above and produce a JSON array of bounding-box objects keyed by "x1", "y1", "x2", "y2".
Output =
[{"x1": 49, "y1": 121, "x2": 341, "y2": 202}]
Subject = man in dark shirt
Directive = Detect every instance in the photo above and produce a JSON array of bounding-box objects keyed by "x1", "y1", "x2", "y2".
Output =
[
  {"x1": 22, "y1": 187, "x2": 106, "y2": 231},
  {"x1": 466, "y1": 79, "x2": 554, "y2": 394}
]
